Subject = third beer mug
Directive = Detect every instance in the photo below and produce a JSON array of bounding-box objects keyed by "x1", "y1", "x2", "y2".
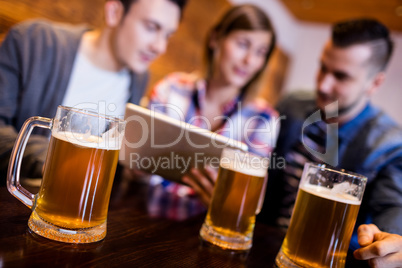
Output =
[
  {"x1": 199, "y1": 148, "x2": 269, "y2": 251},
  {"x1": 275, "y1": 163, "x2": 367, "y2": 268},
  {"x1": 7, "y1": 106, "x2": 125, "y2": 243}
]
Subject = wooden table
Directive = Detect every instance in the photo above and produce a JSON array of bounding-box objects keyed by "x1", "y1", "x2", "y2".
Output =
[{"x1": 0, "y1": 176, "x2": 369, "y2": 267}]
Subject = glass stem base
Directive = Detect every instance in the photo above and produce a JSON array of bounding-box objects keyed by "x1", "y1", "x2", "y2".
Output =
[
  {"x1": 275, "y1": 247, "x2": 304, "y2": 268},
  {"x1": 275, "y1": 246, "x2": 346, "y2": 268},
  {"x1": 28, "y1": 211, "x2": 106, "y2": 243},
  {"x1": 199, "y1": 223, "x2": 252, "y2": 251}
]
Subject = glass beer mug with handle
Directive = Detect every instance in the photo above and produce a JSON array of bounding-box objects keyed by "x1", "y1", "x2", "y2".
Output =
[
  {"x1": 7, "y1": 106, "x2": 126, "y2": 243},
  {"x1": 200, "y1": 147, "x2": 269, "y2": 251},
  {"x1": 275, "y1": 162, "x2": 367, "y2": 268}
]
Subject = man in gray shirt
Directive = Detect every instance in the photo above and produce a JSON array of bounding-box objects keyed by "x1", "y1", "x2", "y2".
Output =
[{"x1": 0, "y1": 0, "x2": 187, "y2": 179}]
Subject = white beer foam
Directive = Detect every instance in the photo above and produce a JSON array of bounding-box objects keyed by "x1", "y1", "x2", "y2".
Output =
[
  {"x1": 301, "y1": 183, "x2": 361, "y2": 205},
  {"x1": 220, "y1": 154, "x2": 267, "y2": 177},
  {"x1": 52, "y1": 131, "x2": 120, "y2": 150}
]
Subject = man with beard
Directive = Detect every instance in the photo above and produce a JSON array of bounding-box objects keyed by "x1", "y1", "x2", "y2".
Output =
[{"x1": 259, "y1": 18, "x2": 402, "y2": 264}]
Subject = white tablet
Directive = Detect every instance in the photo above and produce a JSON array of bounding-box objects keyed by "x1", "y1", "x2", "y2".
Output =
[{"x1": 119, "y1": 103, "x2": 248, "y2": 182}]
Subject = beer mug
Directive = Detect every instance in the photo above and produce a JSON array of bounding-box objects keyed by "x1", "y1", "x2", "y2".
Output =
[
  {"x1": 199, "y1": 148, "x2": 269, "y2": 251},
  {"x1": 275, "y1": 163, "x2": 367, "y2": 268},
  {"x1": 7, "y1": 106, "x2": 126, "y2": 243}
]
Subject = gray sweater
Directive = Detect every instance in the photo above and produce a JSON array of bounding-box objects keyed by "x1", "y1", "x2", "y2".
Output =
[{"x1": 0, "y1": 20, "x2": 148, "y2": 180}]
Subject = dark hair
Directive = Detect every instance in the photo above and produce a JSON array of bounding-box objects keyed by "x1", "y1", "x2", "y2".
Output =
[
  {"x1": 332, "y1": 18, "x2": 393, "y2": 73},
  {"x1": 204, "y1": 4, "x2": 276, "y2": 99},
  {"x1": 119, "y1": 0, "x2": 188, "y2": 15}
]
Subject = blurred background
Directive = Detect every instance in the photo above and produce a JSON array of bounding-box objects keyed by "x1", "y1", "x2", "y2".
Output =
[{"x1": 1, "y1": 0, "x2": 401, "y2": 124}]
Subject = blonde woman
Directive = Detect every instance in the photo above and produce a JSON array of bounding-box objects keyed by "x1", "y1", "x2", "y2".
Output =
[{"x1": 147, "y1": 5, "x2": 278, "y2": 219}]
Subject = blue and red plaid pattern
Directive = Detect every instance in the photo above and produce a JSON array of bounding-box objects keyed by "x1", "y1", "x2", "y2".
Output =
[{"x1": 146, "y1": 72, "x2": 279, "y2": 220}]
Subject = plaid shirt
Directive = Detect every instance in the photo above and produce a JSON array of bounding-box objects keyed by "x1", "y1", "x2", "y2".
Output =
[{"x1": 146, "y1": 72, "x2": 279, "y2": 220}]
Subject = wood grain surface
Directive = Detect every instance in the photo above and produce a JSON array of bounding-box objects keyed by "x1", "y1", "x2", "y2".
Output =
[{"x1": 0, "y1": 177, "x2": 286, "y2": 267}]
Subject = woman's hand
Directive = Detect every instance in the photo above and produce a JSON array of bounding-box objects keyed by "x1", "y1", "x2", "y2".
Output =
[
  {"x1": 353, "y1": 224, "x2": 402, "y2": 268},
  {"x1": 182, "y1": 166, "x2": 218, "y2": 207}
]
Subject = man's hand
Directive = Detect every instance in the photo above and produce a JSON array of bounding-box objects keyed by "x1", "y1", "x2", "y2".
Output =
[
  {"x1": 353, "y1": 224, "x2": 402, "y2": 268},
  {"x1": 182, "y1": 166, "x2": 218, "y2": 207}
]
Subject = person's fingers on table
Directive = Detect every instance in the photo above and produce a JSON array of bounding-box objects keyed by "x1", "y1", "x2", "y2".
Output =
[
  {"x1": 357, "y1": 224, "x2": 381, "y2": 247},
  {"x1": 367, "y1": 251, "x2": 402, "y2": 268},
  {"x1": 354, "y1": 232, "x2": 401, "y2": 260}
]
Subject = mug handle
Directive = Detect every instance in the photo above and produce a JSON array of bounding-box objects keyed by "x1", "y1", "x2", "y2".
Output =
[{"x1": 7, "y1": 116, "x2": 52, "y2": 209}]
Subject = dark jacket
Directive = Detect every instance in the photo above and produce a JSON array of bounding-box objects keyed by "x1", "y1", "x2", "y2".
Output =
[{"x1": 259, "y1": 92, "x2": 402, "y2": 246}]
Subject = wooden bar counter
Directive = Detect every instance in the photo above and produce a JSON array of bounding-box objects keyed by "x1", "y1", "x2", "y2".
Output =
[{"x1": 0, "y1": 175, "x2": 368, "y2": 267}]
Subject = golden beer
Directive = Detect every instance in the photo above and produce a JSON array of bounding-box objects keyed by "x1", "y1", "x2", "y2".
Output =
[
  {"x1": 200, "y1": 148, "x2": 268, "y2": 251},
  {"x1": 8, "y1": 106, "x2": 125, "y2": 243},
  {"x1": 35, "y1": 131, "x2": 119, "y2": 229},
  {"x1": 281, "y1": 184, "x2": 360, "y2": 268}
]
